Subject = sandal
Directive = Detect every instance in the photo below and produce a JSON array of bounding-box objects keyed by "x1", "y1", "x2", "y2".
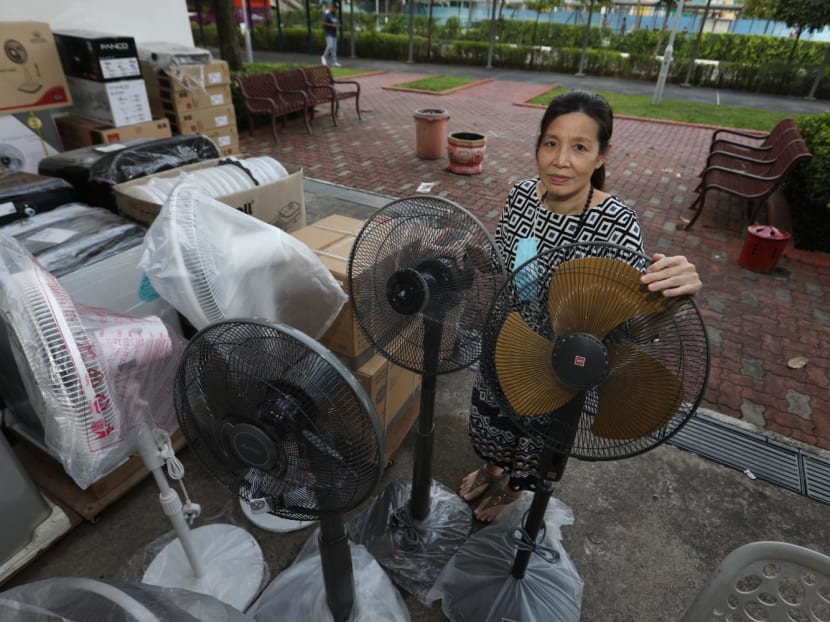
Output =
[
  {"x1": 474, "y1": 489, "x2": 521, "y2": 523},
  {"x1": 459, "y1": 465, "x2": 501, "y2": 502}
]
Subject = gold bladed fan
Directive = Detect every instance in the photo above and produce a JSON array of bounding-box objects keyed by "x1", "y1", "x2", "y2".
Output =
[{"x1": 494, "y1": 255, "x2": 684, "y2": 439}]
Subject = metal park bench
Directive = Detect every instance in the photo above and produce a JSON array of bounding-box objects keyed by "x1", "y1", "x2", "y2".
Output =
[
  {"x1": 235, "y1": 72, "x2": 311, "y2": 143},
  {"x1": 300, "y1": 65, "x2": 361, "y2": 127}
]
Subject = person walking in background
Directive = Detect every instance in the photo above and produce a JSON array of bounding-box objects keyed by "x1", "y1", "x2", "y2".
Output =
[{"x1": 321, "y1": 3, "x2": 341, "y2": 67}]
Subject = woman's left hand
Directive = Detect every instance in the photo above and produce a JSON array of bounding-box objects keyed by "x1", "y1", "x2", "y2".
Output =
[{"x1": 641, "y1": 253, "x2": 701, "y2": 297}]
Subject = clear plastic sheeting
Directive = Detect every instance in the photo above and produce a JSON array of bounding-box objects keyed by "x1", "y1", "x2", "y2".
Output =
[
  {"x1": 0, "y1": 577, "x2": 255, "y2": 622},
  {"x1": 138, "y1": 183, "x2": 347, "y2": 338},
  {"x1": 2, "y1": 203, "x2": 145, "y2": 277},
  {"x1": 248, "y1": 530, "x2": 410, "y2": 622},
  {"x1": 426, "y1": 495, "x2": 583, "y2": 622},
  {"x1": 346, "y1": 478, "x2": 473, "y2": 604},
  {"x1": 137, "y1": 43, "x2": 214, "y2": 73},
  {"x1": 0, "y1": 233, "x2": 184, "y2": 489}
]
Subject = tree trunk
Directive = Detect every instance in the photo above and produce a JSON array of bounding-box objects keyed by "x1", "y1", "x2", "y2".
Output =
[
  {"x1": 806, "y1": 43, "x2": 830, "y2": 100},
  {"x1": 216, "y1": 0, "x2": 241, "y2": 71},
  {"x1": 530, "y1": 12, "x2": 541, "y2": 69},
  {"x1": 654, "y1": 6, "x2": 672, "y2": 56},
  {"x1": 683, "y1": 0, "x2": 712, "y2": 86},
  {"x1": 427, "y1": 0, "x2": 434, "y2": 60},
  {"x1": 787, "y1": 26, "x2": 803, "y2": 64},
  {"x1": 576, "y1": 0, "x2": 595, "y2": 76}
]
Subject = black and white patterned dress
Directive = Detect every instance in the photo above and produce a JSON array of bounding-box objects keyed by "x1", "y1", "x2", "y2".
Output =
[{"x1": 469, "y1": 177, "x2": 646, "y2": 491}]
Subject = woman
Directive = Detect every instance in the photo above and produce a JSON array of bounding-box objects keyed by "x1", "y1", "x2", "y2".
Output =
[{"x1": 459, "y1": 90, "x2": 701, "y2": 523}]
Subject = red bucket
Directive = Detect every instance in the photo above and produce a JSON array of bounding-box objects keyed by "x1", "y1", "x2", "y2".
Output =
[{"x1": 738, "y1": 225, "x2": 791, "y2": 273}]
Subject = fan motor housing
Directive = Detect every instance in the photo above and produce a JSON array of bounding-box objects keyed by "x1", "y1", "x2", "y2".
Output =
[{"x1": 552, "y1": 333, "x2": 609, "y2": 390}]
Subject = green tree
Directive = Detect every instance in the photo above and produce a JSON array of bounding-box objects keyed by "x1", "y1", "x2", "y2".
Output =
[
  {"x1": 527, "y1": 0, "x2": 562, "y2": 68},
  {"x1": 774, "y1": 0, "x2": 830, "y2": 97},
  {"x1": 741, "y1": 0, "x2": 776, "y2": 33},
  {"x1": 653, "y1": 0, "x2": 679, "y2": 56}
]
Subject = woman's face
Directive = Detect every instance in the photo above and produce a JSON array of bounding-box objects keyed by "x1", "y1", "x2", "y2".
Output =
[{"x1": 536, "y1": 112, "x2": 605, "y2": 203}]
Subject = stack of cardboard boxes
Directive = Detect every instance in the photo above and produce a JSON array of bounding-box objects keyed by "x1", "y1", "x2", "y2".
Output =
[
  {"x1": 52, "y1": 30, "x2": 171, "y2": 149},
  {"x1": 140, "y1": 55, "x2": 238, "y2": 156},
  {"x1": 291, "y1": 215, "x2": 422, "y2": 462}
]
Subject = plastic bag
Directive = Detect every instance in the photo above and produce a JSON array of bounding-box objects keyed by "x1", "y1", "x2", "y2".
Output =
[
  {"x1": 426, "y1": 494, "x2": 583, "y2": 622},
  {"x1": 138, "y1": 183, "x2": 347, "y2": 339},
  {"x1": 248, "y1": 528, "x2": 410, "y2": 622},
  {"x1": 0, "y1": 577, "x2": 254, "y2": 621},
  {"x1": 0, "y1": 232, "x2": 184, "y2": 489}
]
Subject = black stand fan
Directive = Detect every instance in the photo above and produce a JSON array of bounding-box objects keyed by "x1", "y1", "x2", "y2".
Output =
[
  {"x1": 345, "y1": 196, "x2": 503, "y2": 601},
  {"x1": 175, "y1": 319, "x2": 407, "y2": 622},
  {"x1": 434, "y1": 242, "x2": 710, "y2": 621}
]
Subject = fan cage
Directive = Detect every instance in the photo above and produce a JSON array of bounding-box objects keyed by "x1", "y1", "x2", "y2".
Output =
[
  {"x1": 167, "y1": 184, "x2": 225, "y2": 325},
  {"x1": 176, "y1": 320, "x2": 383, "y2": 521},
  {"x1": 348, "y1": 196, "x2": 504, "y2": 374},
  {"x1": 10, "y1": 263, "x2": 122, "y2": 453},
  {"x1": 481, "y1": 242, "x2": 710, "y2": 461}
]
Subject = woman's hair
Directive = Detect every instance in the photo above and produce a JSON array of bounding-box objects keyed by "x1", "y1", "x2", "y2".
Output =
[{"x1": 535, "y1": 90, "x2": 613, "y2": 190}]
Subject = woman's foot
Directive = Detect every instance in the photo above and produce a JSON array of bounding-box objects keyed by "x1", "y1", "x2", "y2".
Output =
[
  {"x1": 474, "y1": 487, "x2": 523, "y2": 523},
  {"x1": 458, "y1": 464, "x2": 503, "y2": 502}
]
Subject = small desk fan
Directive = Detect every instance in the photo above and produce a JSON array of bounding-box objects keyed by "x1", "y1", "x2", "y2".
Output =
[
  {"x1": 345, "y1": 196, "x2": 503, "y2": 601},
  {"x1": 435, "y1": 242, "x2": 710, "y2": 621},
  {"x1": 4, "y1": 39, "x2": 42, "y2": 94},
  {"x1": 175, "y1": 319, "x2": 407, "y2": 622},
  {"x1": 0, "y1": 233, "x2": 265, "y2": 612}
]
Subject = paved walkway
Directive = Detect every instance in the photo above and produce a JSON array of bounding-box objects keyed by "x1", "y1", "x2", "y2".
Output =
[{"x1": 239, "y1": 53, "x2": 830, "y2": 451}]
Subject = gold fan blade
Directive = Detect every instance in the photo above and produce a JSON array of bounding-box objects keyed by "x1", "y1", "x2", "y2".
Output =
[
  {"x1": 592, "y1": 344, "x2": 685, "y2": 439},
  {"x1": 495, "y1": 312, "x2": 576, "y2": 416},
  {"x1": 547, "y1": 257, "x2": 667, "y2": 339}
]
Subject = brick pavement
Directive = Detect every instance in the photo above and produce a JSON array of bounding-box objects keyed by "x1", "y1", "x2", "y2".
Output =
[{"x1": 239, "y1": 71, "x2": 830, "y2": 450}]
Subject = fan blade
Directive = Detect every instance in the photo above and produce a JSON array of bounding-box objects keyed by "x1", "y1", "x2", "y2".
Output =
[
  {"x1": 547, "y1": 257, "x2": 667, "y2": 339},
  {"x1": 592, "y1": 344, "x2": 684, "y2": 439},
  {"x1": 495, "y1": 312, "x2": 576, "y2": 416}
]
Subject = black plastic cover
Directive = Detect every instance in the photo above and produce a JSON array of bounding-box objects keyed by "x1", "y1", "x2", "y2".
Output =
[{"x1": 0, "y1": 172, "x2": 76, "y2": 227}]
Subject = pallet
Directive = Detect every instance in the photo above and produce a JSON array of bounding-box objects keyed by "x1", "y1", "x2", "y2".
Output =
[{"x1": 11, "y1": 430, "x2": 186, "y2": 523}]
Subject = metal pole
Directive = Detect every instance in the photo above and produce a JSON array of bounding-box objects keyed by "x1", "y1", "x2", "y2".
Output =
[{"x1": 653, "y1": 0, "x2": 685, "y2": 104}]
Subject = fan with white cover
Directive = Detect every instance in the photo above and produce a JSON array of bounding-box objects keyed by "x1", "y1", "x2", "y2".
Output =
[{"x1": 0, "y1": 233, "x2": 266, "y2": 611}]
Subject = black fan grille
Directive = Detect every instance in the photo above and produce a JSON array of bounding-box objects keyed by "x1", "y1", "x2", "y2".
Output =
[
  {"x1": 175, "y1": 320, "x2": 383, "y2": 521},
  {"x1": 481, "y1": 242, "x2": 710, "y2": 460},
  {"x1": 348, "y1": 196, "x2": 504, "y2": 374}
]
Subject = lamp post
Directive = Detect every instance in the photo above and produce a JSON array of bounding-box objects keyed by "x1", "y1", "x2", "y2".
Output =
[{"x1": 653, "y1": 0, "x2": 685, "y2": 104}]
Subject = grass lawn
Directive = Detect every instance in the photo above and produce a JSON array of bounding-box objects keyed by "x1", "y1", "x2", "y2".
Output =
[
  {"x1": 392, "y1": 76, "x2": 479, "y2": 92},
  {"x1": 239, "y1": 62, "x2": 367, "y2": 79},
  {"x1": 528, "y1": 86, "x2": 798, "y2": 132}
]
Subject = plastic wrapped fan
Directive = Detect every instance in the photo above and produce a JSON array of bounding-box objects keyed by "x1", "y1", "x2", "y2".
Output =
[
  {"x1": 137, "y1": 42, "x2": 214, "y2": 73},
  {"x1": 2, "y1": 203, "x2": 146, "y2": 277},
  {"x1": 0, "y1": 577, "x2": 254, "y2": 622},
  {"x1": 0, "y1": 232, "x2": 183, "y2": 489},
  {"x1": 346, "y1": 478, "x2": 472, "y2": 603},
  {"x1": 249, "y1": 531, "x2": 410, "y2": 622},
  {"x1": 138, "y1": 184, "x2": 346, "y2": 338},
  {"x1": 426, "y1": 495, "x2": 583, "y2": 622}
]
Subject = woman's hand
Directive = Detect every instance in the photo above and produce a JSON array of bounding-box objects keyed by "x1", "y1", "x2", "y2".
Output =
[{"x1": 641, "y1": 253, "x2": 701, "y2": 297}]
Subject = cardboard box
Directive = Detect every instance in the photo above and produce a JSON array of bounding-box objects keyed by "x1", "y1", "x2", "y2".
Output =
[
  {"x1": 53, "y1": 30, "x2": 141, "y2": 82},
  {"x1": 292, "y1": 216, "x2": 376, "y2": 363},
  {"x1": 166, "y1": 104, "x2": 236, "y2": 135},
  {"x1": 142, "y1": 60, "x2": 230, "y2": 91},
  {"x1": 353, "y1": 353, "x2": 421, "y2": 432},
  {"x1": 150, "y1": 83, "x2": 232, "y2": 113},
  {"x1": 55, "y1": 114, "x2": 171, "y2": 149},
  {"x1": 66, "y1": 77, "x2": 152, "y2": 127},
  {"x1": 0, "y1": 22, "x2": 72, "y2": 115},
  {"x1": 203, "y1": 126, "x2": 239, "y2": 155},
  {"x1": 113, "y1": 157, "x2": 305, "y2": 232}
]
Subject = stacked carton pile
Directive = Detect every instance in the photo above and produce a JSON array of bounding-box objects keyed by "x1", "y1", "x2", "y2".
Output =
[
  {"x1": 292, "y1": 215, "x2": 422, "y2": 462},
  {"x1": 52, "y1": 30, "x2": 171, "y2": 149},
  {"x1": 140, "y1": 48, "x2": 238, "y2": 156}
]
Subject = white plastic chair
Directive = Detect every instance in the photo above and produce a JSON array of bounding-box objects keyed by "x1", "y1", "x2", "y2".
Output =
[{"x1": 680, "y1": 541, "x2": 830, "y2": 622}]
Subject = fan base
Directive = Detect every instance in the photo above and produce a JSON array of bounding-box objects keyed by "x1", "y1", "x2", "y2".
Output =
[
  {"x1": 240, "y1": 499, "x2": 316, "y2": 533},
  {"x1": 142, "y1": 523, "x2": 264, "y2": 611},
  {"x1": 346, "y1": 478, "x2": 472, "y2": 604}
]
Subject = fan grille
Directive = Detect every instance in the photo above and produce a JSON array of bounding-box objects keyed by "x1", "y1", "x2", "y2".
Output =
[
  {"x1": 348, "y1": 196, "x2": 503, "y2": 374},
  {"x1": 481, "y1": 242, "x2": 709, "y2": 460},
  {"x1": 175, "y1": 320, "x2": 383, "y2": 521}
]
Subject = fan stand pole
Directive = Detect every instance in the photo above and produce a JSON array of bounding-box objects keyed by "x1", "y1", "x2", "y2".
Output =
[
  {"x1": 409, "y1": 317, "x2": 442, "y2": 521},
  {"x1": 318, "y1": 514, "x2": 355, "y2": 622},
  {"x1": 510, "y1": 396, "x2": 583, "y2": 580},
  {"x1": 135, "y1": 425, "x2": 205, "y2": 579}
]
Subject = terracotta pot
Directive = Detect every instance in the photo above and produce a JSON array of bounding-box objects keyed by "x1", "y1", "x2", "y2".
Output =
[
  {"x1": 447, "y1": 131, "x2": 486, "y2": 175},
  {"x1": 413, "y1": 108, "x2": 450, "y2": 160}
]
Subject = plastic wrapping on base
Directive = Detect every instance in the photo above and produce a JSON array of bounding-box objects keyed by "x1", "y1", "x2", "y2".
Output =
[
  {"x1": 0, "y1": 577, "x2": 255, "y2": 621},
  {"x1": 248, "y1": 530, "x2": 410, "y2": 622},
  {"x1": 346, "y1": 478, "x2": 472, "y2": 604},
  {"x1": 426, "y1": 495, "x2": 583, "y2": 622},
  {"x1": 138, "y1": 183, "x2": 346, "y2": 338}
]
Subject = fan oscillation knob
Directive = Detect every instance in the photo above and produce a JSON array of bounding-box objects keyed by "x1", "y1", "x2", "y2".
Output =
[{"x1": 552, "y1": 333, "x2": 610, "y2": 390}]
